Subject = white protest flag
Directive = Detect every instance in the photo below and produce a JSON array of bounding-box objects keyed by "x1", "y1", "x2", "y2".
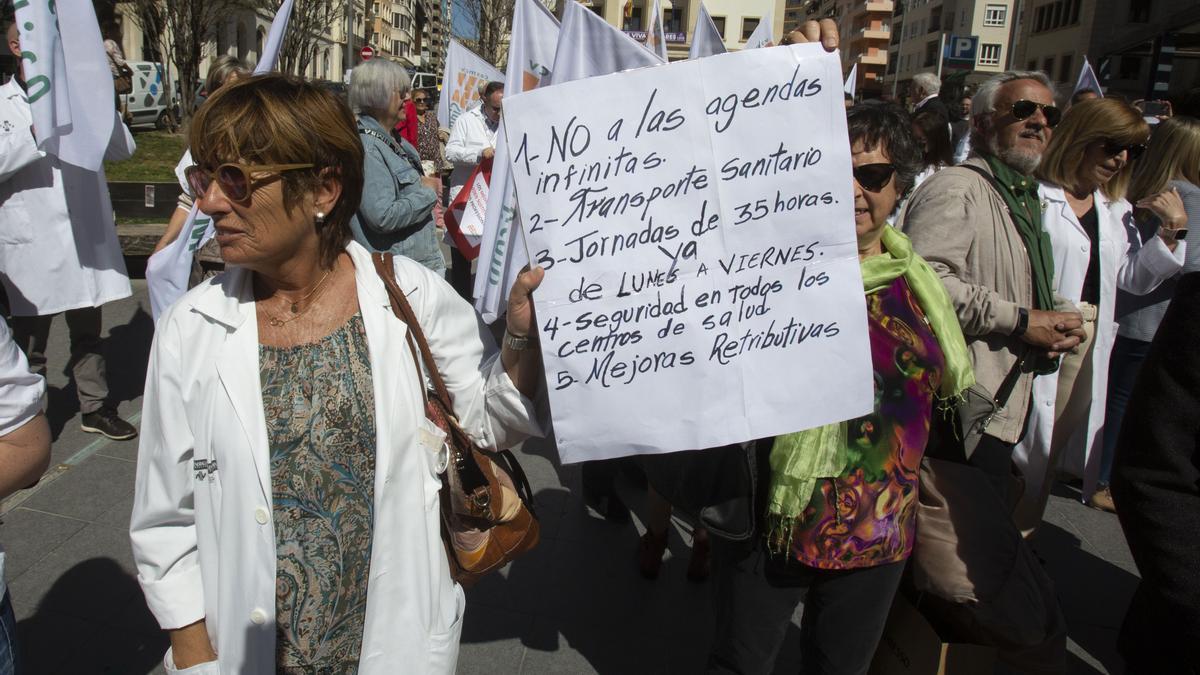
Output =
[
  {"x1": 13, "y1": 0, "x2": 115, "y2": 171},
  {"x1": 744, "y1": 11, "x2": 775, "y2": 50},
  {"x1": 471, "y1": 0, "x2": 560, "y2": 323},
  {"x1": 438, "y1": 40, "x2": 505, "y2": 130},
  {"x1": 844, "y1": 63, "x2": 857, "y2": 98},
  {"x1": 145, "y1": 0, "x2": 295, "y2": 321},
  {"x1": 1074, "y1": 56, "x2": 1104, "y2": 98},
  {"x1": 645, "y1": 0, "x2": 669, "y2": 61},
  {"x1": 689, "y1": 3, "x2": 727, "y2": 59},
  {"x1": 549, "y1": 0, "x2": 666, "y2": 84},
  {"x1": 502, "y1": 44, "x2": 873, "y2": 462}
]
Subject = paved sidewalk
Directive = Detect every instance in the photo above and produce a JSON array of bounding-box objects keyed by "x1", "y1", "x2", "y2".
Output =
[{"x1": 0, "y1": 281, "x2": 1140, "y2": 674}]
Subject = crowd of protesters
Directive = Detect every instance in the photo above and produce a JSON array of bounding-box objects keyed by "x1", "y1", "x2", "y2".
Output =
[{"x1": 2, "y1": 9, "x2": 1199, "y2": 675}]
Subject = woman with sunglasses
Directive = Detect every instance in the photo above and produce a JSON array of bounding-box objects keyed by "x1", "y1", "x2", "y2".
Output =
[
  {"x1": 710, "y1": 101, "x2": 974, "y2": 675},
  {"x1": 1010, "y1": 98, "x2": 1187, "y2": 530},
  {"x1": 1099, "y1": 115, "x2": 1200, "y2": 514},
  {"x1": 347, "y1": 59, "x2": 447, "y2": 277},
  {"x1": 130, "y1": 74, "x2": 544, "y2": 674}
]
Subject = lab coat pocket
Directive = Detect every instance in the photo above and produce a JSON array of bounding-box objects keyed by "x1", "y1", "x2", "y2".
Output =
[
  {"x1": 163, "y1": 648, "x2": 221, "y2": 675},
  {"x1": 416, "y1": 417, "x2": 448, "y2": 512},
  {"x1": 426, "y1": 583, "x2": 465, "y2": 674},
  {"x1": 0, "y1": 194, "x2": 33, "y2": 244}
]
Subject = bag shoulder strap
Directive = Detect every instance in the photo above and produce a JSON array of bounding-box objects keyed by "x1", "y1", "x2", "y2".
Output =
[
  {"x1": 370, "y1": 253, "x2": 457, "y2": 413},
  {"x1": 958, "y1": 162, "x2": 1027, "y2": 407}
]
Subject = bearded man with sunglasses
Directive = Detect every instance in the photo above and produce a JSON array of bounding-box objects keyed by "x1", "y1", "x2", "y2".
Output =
[{"x1": 901, "y1": 70, "x2": 1086, "y2": 503}]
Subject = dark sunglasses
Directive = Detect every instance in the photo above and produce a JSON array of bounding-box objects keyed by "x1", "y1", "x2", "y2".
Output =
[
  {"x1": 413, "y1": 97, "x2": 429, "y2": 103},
  {"x1": 1009, "y1": 99, "x2": 1062, "y2": 128},
  {"x1": 185, "y1": 163, "x2": 314, "y2": 202},
  {"x1": 1101, "y1": 139, "x2": 1146, "y2": 161},
  {"x1": 853, "y1": 163, "x2": 896, "y2": 192}
]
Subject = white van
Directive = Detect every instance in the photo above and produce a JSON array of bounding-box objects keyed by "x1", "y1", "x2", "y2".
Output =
[{"x1": 122, "y1": 61, "x2": 175, "y2": 130}]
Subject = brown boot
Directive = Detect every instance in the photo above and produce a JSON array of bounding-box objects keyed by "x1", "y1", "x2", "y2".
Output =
[
  {"x1": 1088, "y1": 486, "x2": 1116, "y2": 513},
  {"x1": 686, "y1": 534, "x2": 711, "y2": 583}
]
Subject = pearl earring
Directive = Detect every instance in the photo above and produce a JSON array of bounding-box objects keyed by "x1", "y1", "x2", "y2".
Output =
[{"x1": 315, "y1": 211, "x2": 326, "y2": 225}]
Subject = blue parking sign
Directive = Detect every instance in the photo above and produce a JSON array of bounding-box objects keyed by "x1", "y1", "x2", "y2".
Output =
[{"x1": 944, "y1": 35, "x2": 978, "y2": 63}]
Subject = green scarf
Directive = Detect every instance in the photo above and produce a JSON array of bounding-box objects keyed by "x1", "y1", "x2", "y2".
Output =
[
  {"x1": 765, "y1": 226, "x2": 974, "y2": 552},
  {"x1": 982, "y1": 154, "x2": 1056, "y2": 313}
]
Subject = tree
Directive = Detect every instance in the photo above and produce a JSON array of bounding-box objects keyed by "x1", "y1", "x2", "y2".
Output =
[
  {"x1": 123, "y1": 0, "x2": 260, "y2": 129},
  {"x1": 278, "y1": 0, "x2": 347, "y2": 78},
  {"x1": 457, "y1": 0, "x2": 517, "y2": 67}
]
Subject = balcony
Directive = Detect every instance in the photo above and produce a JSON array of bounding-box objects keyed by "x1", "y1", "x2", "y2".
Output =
[
  {"x1": 859, "y1": 50, "x2": 888, "y2": 65},
  {"x1": 852, "y1": 26, "x2": 891, "y2": 41},
  {"x1": 865, "y1": 0, "x2": 894, "y2": 12}
]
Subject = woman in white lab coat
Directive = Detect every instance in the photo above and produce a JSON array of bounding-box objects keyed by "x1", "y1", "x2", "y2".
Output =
[
  {"x1": 130, "y1": 74, "x2": 544, "y2": 674},
  {"x1": 1011, "y1": 98, "x2": 1187, "y2": 532}
]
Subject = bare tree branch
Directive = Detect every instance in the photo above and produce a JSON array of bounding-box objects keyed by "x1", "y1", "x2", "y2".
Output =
[
  {"x1": 278, "y1": 0, "x2": 346, "y2": 78},
  {"x1": 457, "y1": 0, "x2": 517, "y2": 67}
]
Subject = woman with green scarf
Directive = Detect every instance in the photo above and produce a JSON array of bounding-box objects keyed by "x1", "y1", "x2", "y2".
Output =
[{"x1": 708, "y1": 103, "x2": 974, "y2": 675}]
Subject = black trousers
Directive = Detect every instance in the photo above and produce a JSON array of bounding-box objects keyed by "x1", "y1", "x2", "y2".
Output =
[{"x1": 707, "y1": 537, "x2": 905, "y2": 675}]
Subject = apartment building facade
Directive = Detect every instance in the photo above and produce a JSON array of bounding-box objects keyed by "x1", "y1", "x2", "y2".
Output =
[
  {"x1": 785, "y1": 0, "x2": 894, "y2": 98},
  {"x1": 885, "y1": 0, "x2": 1017, "y2": 99},
  {"x1": 582, "y1": 0, "x2": 787, "y2": 60},
  {"x1": 1011, "y1": 0, "x2": 1199, "y2": 101}
]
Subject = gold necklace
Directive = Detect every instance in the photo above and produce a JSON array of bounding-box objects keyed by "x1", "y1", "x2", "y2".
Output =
[{"x1": 263, "y1": 269, "x2": 334, "y2": 327}]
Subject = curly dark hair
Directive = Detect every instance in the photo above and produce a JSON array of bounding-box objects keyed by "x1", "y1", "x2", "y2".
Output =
[{"x1": 846, "y1": 102, "x2": 925, "y2": 197}]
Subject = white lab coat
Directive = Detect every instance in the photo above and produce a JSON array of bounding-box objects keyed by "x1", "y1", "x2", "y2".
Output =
[
  {"x1": 130, "y1": 243, "x2": 541, "y2": 674},
  {"x1": 1013, "y1": 184, "x2": 1184, "y2": 509},
  {"x1": 444, "y1": 105, "x2": 498, "y2": 202},
  {"x1": 0, "y1": 78, "x2": 134, "y2": 316}
]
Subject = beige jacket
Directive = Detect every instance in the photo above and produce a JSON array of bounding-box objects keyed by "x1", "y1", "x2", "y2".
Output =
[{"x1": 899, "y1": 156, "x2": 1071, "y2": 443}]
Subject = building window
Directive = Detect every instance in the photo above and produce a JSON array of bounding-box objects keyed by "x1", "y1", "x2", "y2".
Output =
[
  {"x1": 1059, "y1": 54, "x2": 1073, "y2": 82},
  {"x1": 741, "y1": 17, "x2": 760, "y2": 41},
  {"x1": 1043, "y1": 55, "x2": 1055, "y2": 75},
  {"x1": 1128, "y1": 0, "x2": 1151, "y2": 22},
  {"x1": 1070, "y1": 0, "x2": 1082, "y2": 23},
  {"x1": 1119, "y1": 55, "x2": 1142, "y2": 79},
  {"x1": 664, "y1": 7, "x2": 687, "y2": 33},
  {"x1": 1028, "y1": 60, "x2": 1037, "y2": 70},
  {"x1": 978, "y1": 43, "x2": 1002, "y2": 66},
  {"x1": 392, "y1": 39, "x2": 401, "y2": 54},
  {"x1": 589, "y1": 1, "x2": 605, "y2": 16},
  {"x1": 623, "y1": 6, "x2": 644, "y2": 31},
  {"x1": 392, "y1": 12, "x2": 401, "y2": 26},
  {"x1": 711, "y1": 16, "x2": 726, "y2": 37},
  {"x1": 983, "y1": 4, "x2": 1006, "y2": 26},
  {"x1": 923, "y1": 39, "x2": 938, "y2": 67}
]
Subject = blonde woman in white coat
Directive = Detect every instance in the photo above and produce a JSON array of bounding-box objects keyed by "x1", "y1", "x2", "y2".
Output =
[
  {"x1": 130, "y1": 75, "x2": 544, "y2": 674},
  {"x1": 1011, "y1": 98, "x2": 1187, "y2": 533}
]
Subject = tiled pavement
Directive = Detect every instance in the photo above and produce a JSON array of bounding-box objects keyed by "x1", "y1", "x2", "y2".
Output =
[{"x1": 0, "y1": 281, "x2": 1140, "y2": 674}]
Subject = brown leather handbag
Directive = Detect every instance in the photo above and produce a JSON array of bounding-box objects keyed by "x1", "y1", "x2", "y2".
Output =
[{"x1": 372, "y1": 253, "x2": 540, "y2": 587}]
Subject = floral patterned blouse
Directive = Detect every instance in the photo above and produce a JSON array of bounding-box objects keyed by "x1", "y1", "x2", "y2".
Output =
[
  {"x1": 261, "y1": 312, "x2": 377, "y2": 673},
  {"x1": 789, "y1": 277, "x2": 944, "y2": 569}
]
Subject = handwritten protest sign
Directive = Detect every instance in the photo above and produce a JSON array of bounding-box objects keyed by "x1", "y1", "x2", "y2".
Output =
[{"x1": 504, "y1": 44, "x2": 874, "y2": 463}]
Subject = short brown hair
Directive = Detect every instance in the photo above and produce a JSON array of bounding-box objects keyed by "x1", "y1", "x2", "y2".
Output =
[
  {"x1": 1036, "y1": 98, "x2": 1149, "y2": 200},
  {"x1": 189, "y1": 74, "x2": 364, "y2": 268}
]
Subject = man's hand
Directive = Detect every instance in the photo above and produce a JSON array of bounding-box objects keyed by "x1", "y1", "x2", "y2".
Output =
[
  {"x1": 480, "y1": 147, "x2": 495, "y2": 161},
  {"x1": 1022, "y1": 309, "x2": 1083, "y2": 356},
  {"x1": 420, "y1": 175, "x2": 441, "y2": 192},
  {"x1": 783, "y1": 19, "x2": 839, "y2": 52}
]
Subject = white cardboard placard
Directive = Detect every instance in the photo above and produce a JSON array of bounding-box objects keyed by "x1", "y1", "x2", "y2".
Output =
[{"x1": 504, "y1": 44, "x2": 874, "y2": 463}]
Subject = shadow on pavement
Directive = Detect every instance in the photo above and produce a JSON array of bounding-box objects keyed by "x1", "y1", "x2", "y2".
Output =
[
  {"x1": 104, "y1": 307, "x2": 154, "y2": 409},
  {"x1": 16, "y1": 557, "x2": 166, "y2": 674},
  {"x1": 1030, "y1": 521, "x2": 1138, "y2": 675}
]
